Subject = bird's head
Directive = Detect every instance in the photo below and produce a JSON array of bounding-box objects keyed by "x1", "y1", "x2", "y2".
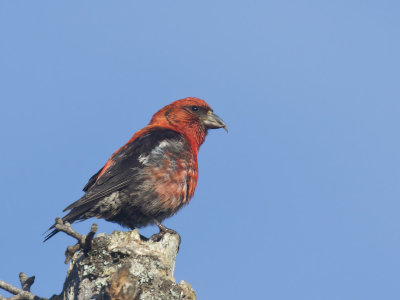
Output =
[{"x1": 149, "y1": 97, "x2": 227, "y2": 150}]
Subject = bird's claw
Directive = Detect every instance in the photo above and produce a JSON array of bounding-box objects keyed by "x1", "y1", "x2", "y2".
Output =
[
  {"x1": 149, "y1": 219, "x2": 180, "y2": 242},
  {"x1": 149, "y1": 232, "x2": 165, "y2": 242},
  {"x1": 149, "y1": 229, "x2": 179, "y2": 242}
]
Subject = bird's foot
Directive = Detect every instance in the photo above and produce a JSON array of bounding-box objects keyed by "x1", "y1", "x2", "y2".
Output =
[
  {"x1": 155, "y1": 221, "x2": 178, "y2": 235},
  {"x1": 54, "y1": 217, "x2": 98, "y2": 263},
  {"x1": 149, "y1": 219, "x2": 180, "y2": 242}
]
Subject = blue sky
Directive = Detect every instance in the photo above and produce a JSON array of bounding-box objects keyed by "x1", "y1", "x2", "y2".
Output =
[{"x1": 1, "y1": 1, "x2": 400, "y2": 299}]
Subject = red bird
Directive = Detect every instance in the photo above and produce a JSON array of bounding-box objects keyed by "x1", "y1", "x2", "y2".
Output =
[{"x1": 45, "y1": 97, "x2": 226, "y2": 241}]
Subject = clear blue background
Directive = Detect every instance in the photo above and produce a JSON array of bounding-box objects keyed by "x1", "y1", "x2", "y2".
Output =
[{"x1": 1, "y1": 1, "x2": 400, "y2": 299}]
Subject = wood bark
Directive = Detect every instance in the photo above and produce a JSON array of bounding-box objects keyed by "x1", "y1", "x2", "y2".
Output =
[{"x1": 1, "y1": 230, "x2": 196, "y2": 300}]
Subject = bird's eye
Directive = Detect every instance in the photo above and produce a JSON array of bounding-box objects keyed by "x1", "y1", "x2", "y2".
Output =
[{"x1": 191, "y1": 106, "x2": 199, "y2": 112}]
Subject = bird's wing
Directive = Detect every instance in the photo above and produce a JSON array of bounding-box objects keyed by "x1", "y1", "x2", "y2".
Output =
[{"x1": 63, "y1": 128, "x2": 187, "y2": 214}]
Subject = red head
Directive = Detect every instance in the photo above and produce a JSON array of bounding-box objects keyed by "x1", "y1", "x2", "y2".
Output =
[{"x1": 149, "y1": 97, "x2": 227, "y2": 152}]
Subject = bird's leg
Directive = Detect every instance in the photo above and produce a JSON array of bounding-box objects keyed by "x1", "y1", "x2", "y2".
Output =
[
  {"x1": 153, "y1": 219, "x2": 178, "y2": 235},
  {"x1": 55, "y1": 218, "x2": 98, "y2": 263},
  {"x1": 150, "y1": 219, "x2": 179, "y2": 242}
]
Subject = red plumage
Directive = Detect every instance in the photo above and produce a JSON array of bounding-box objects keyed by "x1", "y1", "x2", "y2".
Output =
[{"x1": 45, "y1": 97, "x2": 226, "y2": 240}]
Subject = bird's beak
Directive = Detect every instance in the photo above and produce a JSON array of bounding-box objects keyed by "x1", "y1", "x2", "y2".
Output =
[{"x1": 203, "y1": 111, "x2": 228, "y2": 132}]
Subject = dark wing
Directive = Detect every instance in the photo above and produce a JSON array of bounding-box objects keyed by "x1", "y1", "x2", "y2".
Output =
[
  {"x1": 82, "y1": 168, "x2": 102, "y2": 192},
  {"x1": 65, "y1": 128, "x2": 185, "y2": 214},
  {"x1": 44, "y1": 128, "x2": 185, "y2": 241}
]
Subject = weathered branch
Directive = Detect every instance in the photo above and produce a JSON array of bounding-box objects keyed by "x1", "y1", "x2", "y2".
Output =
[
  {"x1": 54, "y1": 218, "x2": 97, "y2": 264},
  {"x1": 19, "y1": 273, "x2": 34, "y2": 292},
  {"x1": 0, "y1": 272, "x2": 46, "y2": 300},
  {"x1": 57, "y1": 229, "x2": 195, "y2": 299},
  {"x1": 3, "y1": 223, "x2": 195, "y2": 299}
]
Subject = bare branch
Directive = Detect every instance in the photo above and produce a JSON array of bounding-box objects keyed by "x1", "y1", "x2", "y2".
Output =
[
  {"x1": 54, "y1": 218, "x2": 83, "y2": 243},
  {"x1": 0, "y1": 279, "x2": 24, "y2": 296},
  {"x1": 0, "y1": 274, "x2": 46, "y2": 300},
  {"x1": 54, "y1": 218, "x2": 98, "y2": 264},
  {"x1": 18, "y1": 273, "x2": 34, "y2": 292}
]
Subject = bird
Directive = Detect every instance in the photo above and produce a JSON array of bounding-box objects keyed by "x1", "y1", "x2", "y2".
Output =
[{"x1": 44, "y1": 97, "x2": 227, "y2": 241}]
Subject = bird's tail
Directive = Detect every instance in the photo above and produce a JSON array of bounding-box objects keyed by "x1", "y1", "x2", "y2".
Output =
[
  {"x1": 43, "y1": 205, "x2": 90, "y2": 242},
  {"x1": 43, "y1": 215, "x2": 73, "y2": 242},
  {"x1": 43, "y1": 194, "x2": 101, "y2": 242},
  {"x1": 43, "y1": 225, "x2": 59, "y2": 242}
]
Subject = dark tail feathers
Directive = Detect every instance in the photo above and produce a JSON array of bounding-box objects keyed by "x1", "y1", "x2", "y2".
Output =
[{"x1": 43, "y1": 225, "x2": 59, "y2": 242}]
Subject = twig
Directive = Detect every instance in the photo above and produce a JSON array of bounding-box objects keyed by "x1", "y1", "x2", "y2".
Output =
[
  {"x1": 18, "y1": 273, "x2": 34, "y2": 292},
  {"x1": 0, "y1": 272, "x2": 46, "y2": 300},
  {"x1": 54, "y1": 218, "x2": 98, "y2": 264}
]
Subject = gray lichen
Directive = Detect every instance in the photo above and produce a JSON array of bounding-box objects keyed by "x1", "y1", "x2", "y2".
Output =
[{"x1": 54, "y1": 229, "x2": 196, "y2": 300}]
